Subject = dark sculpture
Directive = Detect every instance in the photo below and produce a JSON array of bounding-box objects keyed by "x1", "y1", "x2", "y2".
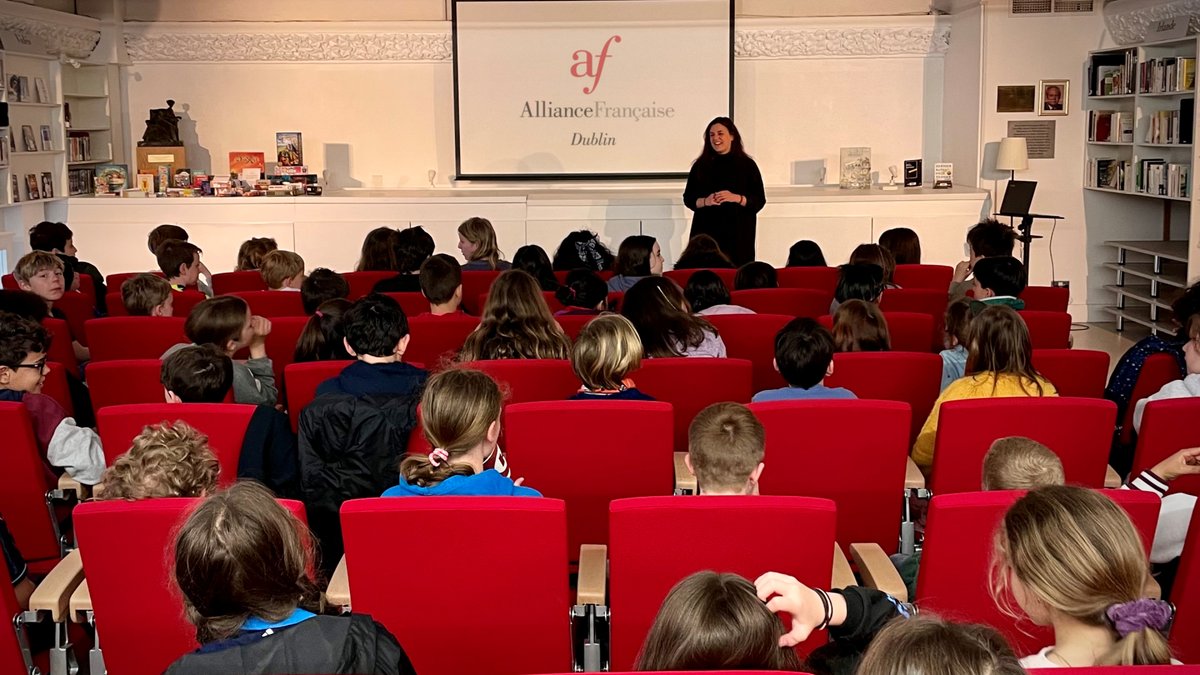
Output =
[{"x1": 139, "y1": 99, "x2": 181, "y2": 147}]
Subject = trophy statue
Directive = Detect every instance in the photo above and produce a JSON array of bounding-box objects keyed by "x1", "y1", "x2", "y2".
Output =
[
  {"x1": 136, "y1": 100, "x2": 187, "y2": 181},
  {"x1": 139, "y1": 100, "x2": 181, "y2": 147}
]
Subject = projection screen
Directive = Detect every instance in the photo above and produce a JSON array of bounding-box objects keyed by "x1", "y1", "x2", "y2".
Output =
[{"x1": 453, "y1": 0, "x2": 734, "y2": 179}]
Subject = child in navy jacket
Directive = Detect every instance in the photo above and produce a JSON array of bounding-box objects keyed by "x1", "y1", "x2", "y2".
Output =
[{"x1": 568, "y1": 314, "x2": 655, "y2": 401}]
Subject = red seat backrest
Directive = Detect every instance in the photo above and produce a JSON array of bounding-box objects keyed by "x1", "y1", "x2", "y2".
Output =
[
  {"x1": 505, "y1": 401, "x2": 673, "y2": 556},
  {"x1": 663, "y1": 268, "x2": 737, "y2": 289},
  {"x1": 211, "y1": 270, "x2": 268, "y2": 294},
  {"x1": 0, "y1": 550, "x2": 25, "y2": 674},
  {"x1": 340, "y1": 497, "x2": 571, "y2": 675},
  {"x1": 86, "y1": 317, "x2": 187, "y2": 361},
  {"x1": 634, "y1": 358, "x2": 754, "y2": 451},
  {"x1": 553, "y1": 270, "x2": 615, "y2": 283},
  {"x1": 1120, "y1": 352, "x2": 1183, "y2": 444},
  {"x1": 96, "y1": 403, "x2": 256, "y2": 483},
  {"x1": 751, "y1": 400, "x2": 910, "y2": 554},
  {"x1": 380, "y1": 292, "x2": 431, "y2": 318},
  {"x1": 283, "y1": 360, "x2": 353, "y2": 432},
  {"x1": 87, "y1": 359, "x2": 165, "y2": 412},
  {"x1": 41, "y1": 317, "x2": 80, "y2": 377},
  {"x1": 1172, "y1": 509, "x2": 1200, "y2": 663},
  {"x1": 1133, "y1": 398, "x2": 1200, "y2": 496},
  {"x1": 731, "y1": 288, "x2": 831, "y2": 317},
  {"x1": 105, "y1": 290, "x2": 206, "y2": 319},
  {"x1": 229, "y1": 290, "x2": 305, "y2": 317},
  {"x1": 41, "y1": 361, "x2": 74, "y2": 417},
  {"x1": 461, "y1": 270, "x2": 503, "y2": 314},
  {"x1": 609, "y1": 496, "x2": 836, "y2": 670},
  {"x1": 1020, "y1": 285, "x2": 1069, "y2": 312},
  {"x1": 406, "y1": 314, "x2": 479, "y2": 371},
  {"x1": 930, "y1": 398, "x2": 1117, "y2": 494},
  {"x1": 776, "y1": 266, "x2": 839, "y2": 294},
  {"x1": 343, "y1": 271, "x2": 394, "y2": 300},
  {"x1": 0, "y1": 273, "x2": 16, "y2": 290},
  {"x1": 1019, "y1": 310, "x2": 1071, "y2": 349},
  {"x1": 467, "y1": 359, "x2": 579, "y2": 403},
  {"x1": 77, "y1": 274, "x2": 96, "y2": 307},
  {"x1": 0, "y1": 403, "x2": 60, "y2": 568},
  {"x1": 73, "y1": 498, "x2": 307, "y2": 675},
  {"x1": 1027, "y1": 669, "x2": 1200, "y2": 675},
  {"x1": 705, "y1": 314, "x2": 793, "y2": 392},
  {"x1": 105, "y1": 271, "x2": 162, "y2": 291},
  {"x1": 879, "y1": 288, "x2": 949, "y2": 350},
  {"x1": 825, "y1": 351, "x2": 941, "y2": 444},
  {"x1": 1032, "y1": 349, "x2": 1110, "y2": 398},
  {"x1": 882, "y1": 311, "x2": 935, "y2": 353},
  {"x1": 54, "y1": 291, "x2": 94, "y2": 346},
  {"x1": 893, "y1": 264, "x2": 953, "y2": 290},
  {"x1": 264, "y1": 316, "x2": 309, "y2": 398},
  {"x1": 555, "y1": 313, "x2": 598, "y2": 340},
  {"x1": 542, "y1": 291, "x2": 566, "y2": 313}
]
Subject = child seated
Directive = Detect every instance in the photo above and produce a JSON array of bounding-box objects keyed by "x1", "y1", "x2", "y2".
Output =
[
  {"x1": 236, "y1": 237, "x2": 277, "y2": 271},
  {"x1": 384, "y1": 368, "x2": 538, "y2": 497},
  {"x1": 832, "y1": 299, "x2": 891, "y2": 352},
  {"x1": 1135, "y1": 313, "x2": 1200, "y2": 433},
  {"x1": 555, "y1": 269, "x2": 609, "y2": 315},
  {"x1": 97, "y1": 421, "x2": 219, "y2": 500},
  {"x1": 165, "y1": 482, "x2": 415, "y2": 675},
  {"x1": 969, "y1": 255, "x2": 1026, "y2": 313},
  {"x1": 0, "y1": 311, "x2": 104, "y2": 484},
  {"x1": 752, "y1": 317, "x2": 856, "y2": 402},
  {"x1": 14, "y1": 251, "x2": 89, "y2": 362},
  {"x1": 857, "y1": 616, "x2": 1022, "y2": 675},
  {"x1": 30, "y1": 220, "x2": 106, "y2": 311},
  {"x1": 878, "y1": 227, "x2": 921, "y2": 265},
  {"x1": 121, "y1": 273, "x2": 174, "y2": 317},
  {"x1": 313, "y1": 294, "x2": 425, "y2": 397},
  {"x1": 418, "y1": 254, "x2": 463, "y2": 316},
  {"x1": 161, "y1": 344, "x2": 234, "y2": 403},
  {"x1": 951, "y1": 219, "x2": 1017, "y2": 300},
  {"x1": 981, "y1": 436, "x2": 1065, "y2": 490},
  {"x1": 787, "y1": 240, "x2": 826, "y2": 267},
  {"x1": 293, "y1": 299, "x2": 353, "y2": 363},
  {"x1": 685, "y1": 270, "x2": 754, "y2": 316},
  {"x1": 569, "y1": 315, "x2": 654, "y2": 400},
  {"x1": 831, "y1": 262, "x2": 884, "y2": 314},
  {"x1": 259, "y1": 250, "x2": 306, "y2": 291},
  {"x1": 374, "y1": 227, "x2": 435, "y2": 293},
  {"x1": 458, "y1": 270, "x2": 572, "y2": 360},
  {"x1": 939, "y1": 299, "x2": 971, "y2": 391},
  {"x1": 622, "y1": 277, "x2": 726, "y2": 358},
  {"x1": 683, "y1": 402, "x2": 765, "y2": 495},
  {"x1": 734, "y1": 261, "x2": 777, "y2": 290},
  {"x1": 458, "y1": 217, "x2": 512, "y2": 271},
  {"x1": 162, "y1": 296, "x2": 277, "y2": 406},
  {"x1": 156, "y1": 239, "x2": 212, "y2": 297},
  {"x1": 149, "y1": 224, "x2": 212, "y2": 295},
  {"x1": 300, "y1": 268, "x2": 349, "y2": 315}
]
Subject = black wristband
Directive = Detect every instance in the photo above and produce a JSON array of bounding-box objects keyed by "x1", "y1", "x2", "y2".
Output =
[{"x1": 814, "y1": 588, "x2": 832, "y2": 631}]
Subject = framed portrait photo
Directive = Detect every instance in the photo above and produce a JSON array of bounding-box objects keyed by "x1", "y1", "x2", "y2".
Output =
[{"x1": 1038, "y1": 79, "x2": 1069, "y2": 116}]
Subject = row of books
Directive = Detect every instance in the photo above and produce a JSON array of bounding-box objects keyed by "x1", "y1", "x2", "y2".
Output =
[
  {"x1": 1136, "y1": 159, "x2": 1190, "y2": 198},
  {"x1": 67, "y1": 132, "x2": 92, "y2": 163},
  {"x1": 1090, "y1": 50, "x2": 1137, "y2": 96},
  {"x1": 1088, "y1": 110, "x2": 1134, "y2": 143},
  {"x1": 1138, "y1": 56, "x2": 1196, "y2": 94},
  {"x1": 1087, "y1": 158, "x2": 1130, "y2": 191},
  {"x1": 67, "y1": 167, "x2": 93, "y2": 196},
  {"x1": 1145, "y1": 99, "x2": 1195, "y2": 144}
]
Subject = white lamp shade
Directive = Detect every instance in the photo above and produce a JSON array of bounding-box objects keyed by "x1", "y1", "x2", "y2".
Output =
[{"x1": 996, "y1": 137, "x2": 1029, "y2": 172}]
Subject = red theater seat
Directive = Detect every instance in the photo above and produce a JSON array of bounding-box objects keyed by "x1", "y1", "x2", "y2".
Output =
[
  {"x1": 556, "y1": 313, "x2": 597, "y2": 340},
  {"x1": 468, "y1": 359, "x2": 579, "y2": 403},
  {"x1": 1120, "y1": 352, "x2": 1182, "y2": 445},
  {"x1": 883, "y1": 312, "x2": 935, "y2": 352},
  {"x1": 343, "y1": 271, "x2": 394, "y2": 300},
  {"x1": 461, "y1": 270, "x2": 503, "y2": 314},
  {"x1": 705, "y1": 313, "x2": 792, "y2": 392},
  {"x1": 40, "y1": 361, "x2": 73, "y2": 417},
  {"x1": 775, "y1": 266, "x2": 838, "y2": 295},
  {"x1": 879, "y1": 288, "x2": 949, "y2": 349},
  {"x1": 1020, "y1": 285, "x2": 1070, "y2": 312},
  {"x1": 54, "y1": 291, "x2": 94, "y2": 346},
  {"x1": 664, "y1": 268, "x2": 736, "y2": 289},
  {"x1": 893, "y1": 264, "x2": 953, "y2": 290},
  {"x1": 381, "y1": 292, "x2": 432, "y2": 318},
  {"x1": 86, "y1": 317, "x2": 187, "y2": 361},
  {"x1": 825, "y1": 351, "x2": 941, "y2": 443},
  {"x1": 1019, "y1": 310, "x2": 1071, "y2": 349},
  {"x1": 1132, "y1": 398, "x2": 1200, "y2": 496},
  {"x1": 211, "y1": 270, "x2": 268, "y2": 294},
  {"x1": 284, "y1": 361, "x2": 353, "y2": 432},
  {"x1": 731, "y1": 288, "x2": 830, "y2": 317},
  {"x1": 634, "y1": 357, "x2": 754, "y2": 451},
  {"x1": 42, "y1": 317, "x2": 80, "y2": 377},
  {"x1": 406, "y1": 314, "x2": 479, "y2": 370},
  {"x1": 87, "y1": 360, "x2": 165, "y2": 412},
  {"x1": 105, "y1": 271, "x2": 162, "y2": 292},
  {"x1": 1032, "y1": 349, "x2": 1109, "y2": 398},
  {"x1": 0, "y1": 403, "x2": 69, "y2": 574},
  {"x1": 1172, "y1": 509, "x2": 1200, "y2": 663},
  {"x1": 230, "y1": 290, "x2": 305, "y2": 317},
  {"x1": 264, "y1": 316, "x2": 309, "y2": 396},
  {"x1": 96, "y1": 403, "x2": 256, "y2": 484}
]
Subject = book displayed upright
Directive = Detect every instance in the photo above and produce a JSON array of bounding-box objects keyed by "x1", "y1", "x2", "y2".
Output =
[
  {"x1": 229, "y1": 151, "x2": 265, "y2": 176},
  {"x1": 276, "y1": 132, "x2": 303, "y2": 167}
]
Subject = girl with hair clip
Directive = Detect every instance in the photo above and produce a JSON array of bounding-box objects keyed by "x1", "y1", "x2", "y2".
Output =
[
  {"x1": 458, "y1": 270, "x2": 572, "y2": 361},
  {"x1": 293, "y1": 298, "x2": 353, "y2": 363},
  {"x1": 458, "y1": 217, "x2": 511, "y2": 271},
  {"x1": 551, "y1": 229, "x2": 615, "y2": 272},
  {"x1": 831, "y1": 299, "x2": 891, "y2": 352},
  {"x1": 685, "y1": 269, "x2": 753, "y2": 316},
  {"x1": 569, "y1": 315, "x2": 654, "y2": 401},
  {"x1": 912, "y1": 305, "x2": 1057, "y2": 470},
  {"x1": 512, "y1": 244, "x2": 559, "y2": 291},
  {"x1": 384, "y1": 368, "x2": 539, "y2": 497},
  {"x1": 608, "y1": 235, "x2": 664, "y2": 292},
  {"x1": 621, "y1": 276, "x2": 726, "y2": 358},
  {"x1": 355, "y1": 227, "x2": 399, "y2": 272},
  {"x1": 636, "y1": 571, "x2": 913, "y2": 673},
  {"x1": 165, "y1": 482, "x2": 415, "y2": 675},
  {"x1": 554, "y1": 269, "x2": 609, "y2": 316},
  {"x1": 878, "y1": 227, "x2": 922, "y2": 266},
  {"x1": 994, "y1": 485, "x2": 1179, "y2": 668},
  {"x1": 674, "y1": 233, "x2": 735, "y2": 270}
]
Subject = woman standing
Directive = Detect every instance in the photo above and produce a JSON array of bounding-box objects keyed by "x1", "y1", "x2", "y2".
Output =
[{"x1": 683, "y1": 117, "x2": 766, "y2": 267}]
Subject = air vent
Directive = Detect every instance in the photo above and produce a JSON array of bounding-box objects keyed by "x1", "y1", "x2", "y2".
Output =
[{"x1": 1011, "y1": 0, "x2": 1093, "y2": 14}]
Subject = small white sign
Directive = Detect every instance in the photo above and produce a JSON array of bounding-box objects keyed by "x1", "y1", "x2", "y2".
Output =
[{"x1": 1151, "y1": 17, "x2": 1192, "y2": 41}]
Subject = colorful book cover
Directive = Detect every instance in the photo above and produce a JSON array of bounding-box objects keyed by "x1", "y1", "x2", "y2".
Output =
[
  {"x1": 276, "y1": 132, "x2": 303, "y2": 167},
  {"x1": 228, "y1": 151, "x2": 265, "y2": 175},
  {"x1": 95, "y1": 163, "x2": 128, "y2": 190},
  {"x1": 136, "y1": 173, "x2": 154, "y2": 193},
  {"x1": 173, "y1": 168, "x2": 192, "y2": 189}
]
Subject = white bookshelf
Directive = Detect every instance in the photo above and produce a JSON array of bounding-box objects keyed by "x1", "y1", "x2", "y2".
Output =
[{"x1": 62, "y1": 63, "x2": 112, "y2": 195}]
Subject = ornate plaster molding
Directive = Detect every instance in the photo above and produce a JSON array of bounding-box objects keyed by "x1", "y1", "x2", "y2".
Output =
[
  {"x1": 0, "y1": 15, "x2": 100, "y2": 59},
  {"x1": 736, "y1": 25, "x2": 951, "y2": 58},
  {"x1": 1104, "y1": 0, "x2": 1200, "y2": 45}
]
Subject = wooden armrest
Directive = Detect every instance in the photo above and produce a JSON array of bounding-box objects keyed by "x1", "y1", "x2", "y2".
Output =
[
  {"x1": 674, "y1": 452, "x2": 696, "y2": 494},
  {"x1": 29, "y1": 550, "x2": 84, "y2": 622},
  {"x1": 1105, "y1": 465, "x2": 1122, "y2": 489},
  {"x1": 849, "y1": 543, "x2": 908, "y2": 603},
  {"x1": 831, "y1": 544, "x2": 855, "y2": 589},
  {"x1": 326, "y1": 556, "x2": 351, "y2": 610},
  {"x1": 905, "y1": 457, "x2": 925, "y2": 490},
  {"x1": 69, "y1": 580, "x2": 92, "y2": 624},
  {"x1": 577, "y1": 544, "x2": 607, "y2": 606},
  {"x1": 56, "y1": 473, "x2": 89, "y2": 500}
]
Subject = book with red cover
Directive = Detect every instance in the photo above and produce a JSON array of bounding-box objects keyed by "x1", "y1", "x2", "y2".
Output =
[{"x1": 228, "y1": 152, "x2": 265, "y2": 175}]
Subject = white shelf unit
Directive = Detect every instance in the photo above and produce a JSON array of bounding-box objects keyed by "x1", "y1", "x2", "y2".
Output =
[
  {"x1": 1084, "y1": 38, "x2": 1198, "y2": 331},
  {"x1": 62, "y1": 64, "x2": 112, "y2": 196},
  {"x1": 1, "y1": 51, "x2": 65, "y2": 208}
]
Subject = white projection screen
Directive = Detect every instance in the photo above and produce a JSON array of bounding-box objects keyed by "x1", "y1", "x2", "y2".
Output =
[{"x1": 453, "y1": 0, "x2": 734, "y2": 179}]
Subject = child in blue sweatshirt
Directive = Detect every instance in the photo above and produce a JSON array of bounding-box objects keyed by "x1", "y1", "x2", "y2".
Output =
[{"x1": 383, "y1": 368, "x2": 540, "y2": 497}]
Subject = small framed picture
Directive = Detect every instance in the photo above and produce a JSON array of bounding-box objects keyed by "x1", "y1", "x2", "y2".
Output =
[
  {"x1": 38, "y1": 125, "x2": 51, "y2": 151},
  {"x1": 40, "y1": 172, "x2": 53, "y2": 199},
  {"x1": 17, "y1": 76, "x2": 29, "y2": 102},
  {"x1": 11, "y1": 175, "x2": 18, "y2": 203},
  {"x1": 20, "y1": 125, "x2": 36, "y2": 152},
  {"x1": 25, "y1": 173, "x2": 39, "y2": 200},
  {"x1": 1038, "y1": 79, "x2": 1069, "y2": 116},
  {"x1": 34, "y1": 77, "x2": 48, "y2": 103}
]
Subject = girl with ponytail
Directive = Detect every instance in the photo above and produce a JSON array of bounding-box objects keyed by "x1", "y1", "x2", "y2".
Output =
[
  {"x1": 992, "y1": 485, "x2": 1176, "y2": 668},
  {"x1": 293, "y1": 298, "x2": 353, "y2": 363},
  {"x1": 383, "y1": 368, "x2": 540, "y2": 497}
]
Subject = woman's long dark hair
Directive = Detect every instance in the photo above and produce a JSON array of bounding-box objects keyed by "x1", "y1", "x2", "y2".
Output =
[
  {"x1": 693, "y1": 116, "x2": 748, "y2": 165},
  {"x1": 513, "y1": 245, "x2": 559, "y2": 291},
  {"x1": 552, "y1": 230, "x2": 615, "y2": 272},
  {"x1": 614, "y1": 235, "x2": 656, "y2": 277},
  {"x1": 622, "y1": 276, "x2": 717, "y2": 357},
  {"x1": 684, "y1": 270, "x2": 732, "y2": 313},
  {"x1": 294, "y1": 298, "x2": 353, "y2": 363}
]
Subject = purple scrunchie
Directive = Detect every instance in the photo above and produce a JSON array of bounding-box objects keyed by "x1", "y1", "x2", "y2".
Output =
[{"x1": 1106, "y1": 599, "x2": 1173, "y2": 637}]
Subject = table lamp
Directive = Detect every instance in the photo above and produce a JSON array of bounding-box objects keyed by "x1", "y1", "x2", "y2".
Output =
[{"x1": 996, "y1": 137, "x2": 1029, "y2": 180}]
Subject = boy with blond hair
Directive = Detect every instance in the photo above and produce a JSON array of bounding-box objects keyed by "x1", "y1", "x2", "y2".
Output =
[
  {"x1": 260, "y1": 250, "x2": 306, "y2": 291},
  {"x1": 97, "y1": 421, "x2": 219, "y2": 500},
  {"x1": 684, "y1": 402, "x2": 765, "y2": 495},
  {"x1": 121, "y1": 273, "x2": 174, "y2": 317},
  {"x1": 981, "y1": 436, "x2": 1065, "y2": 490},
  {"x1": 13, "y1": 251, "x2": 89, "y2": 362}
]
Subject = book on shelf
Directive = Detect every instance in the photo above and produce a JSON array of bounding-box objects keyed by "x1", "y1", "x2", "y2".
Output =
[
  {"x1": 1136, "y1": 158, "x2": 1190, "y2": 198},
  {"x1": 1144, "y1": 106, "x2": 1195, "y2": 144},
  {"x1": 68, "y1": 168, "x2": 93, "y2": 196},
  {"x1": 1090, "y1": 50, "x2": 1136, "y2": 96},
  {"x1": 1087, "y1": 158, "x2": 1130, "y2": 191},
  {"x1": 1138, "y1": 56, "x2": 1196, "y2": 93},
  {"x1": 1089, "y1": 110, "x2": 1134, "y2": 142},
  {"x1": 68, "y1": 132, "x2": 92, "y2": 162}
]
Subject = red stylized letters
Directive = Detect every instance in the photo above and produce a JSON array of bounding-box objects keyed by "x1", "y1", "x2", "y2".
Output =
[{"x1": 570, "y1": 35, "x2": 621, "y2": 95}]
